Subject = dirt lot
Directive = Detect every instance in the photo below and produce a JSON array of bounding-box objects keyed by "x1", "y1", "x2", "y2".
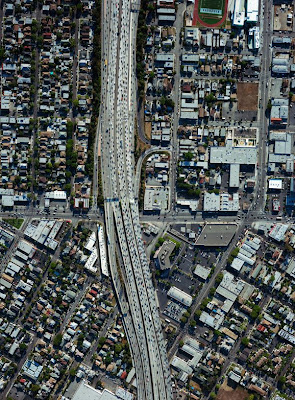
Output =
[
  {"x1": 273, "y1": 5, "x2": 293, "y2": 31},
  {"x1": 237, "y1": 82, "x2": 258, "y2": 111},
  {"x1": 217, "y1": 379, "x2": 249, "y2": 400},
  {"x1": 145, "y1": 121, "x2": 152, "y2": 140}
]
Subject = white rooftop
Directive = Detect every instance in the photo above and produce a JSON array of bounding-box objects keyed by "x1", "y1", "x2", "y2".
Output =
[{"x1": 210, "y1": 139, "x2": 256, "y2": 165}]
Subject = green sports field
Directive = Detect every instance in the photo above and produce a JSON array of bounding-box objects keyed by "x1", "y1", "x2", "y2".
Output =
[{"x1": 198, "y1": 0, "x2": 225, "y2": 24}]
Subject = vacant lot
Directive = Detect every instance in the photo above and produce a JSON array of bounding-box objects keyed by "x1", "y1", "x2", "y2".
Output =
[
  {"x1": 237, "y1": 82, "x2": 258, "y2": 111},
  {"x1": 273, "y1": 5, "x2": 293, "y2": 31},
  {"x1": 4, "y1": 218, "x2": 24, "y2": 229},
  {"x1": 217, "y1": 379, "x2": 249, "y2": 400}
]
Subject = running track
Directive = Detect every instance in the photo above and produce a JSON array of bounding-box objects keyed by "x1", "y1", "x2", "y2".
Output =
[{"x1": 192, "y1": 0, "x2": 229, "y2": 27}]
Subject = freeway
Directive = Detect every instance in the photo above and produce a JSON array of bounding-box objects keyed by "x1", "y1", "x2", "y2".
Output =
[
  {"x1": 99, "y1": 0, "x2": 172, "y2": 399},
  {"x1": 255, "y1": 0, "x2": 273, "y2": 212}
]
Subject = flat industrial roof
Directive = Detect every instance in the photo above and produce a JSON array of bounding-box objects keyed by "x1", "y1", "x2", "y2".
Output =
[
  {"x1": 269, "y1": 179, "x2": 283, "y2": 190},
  {"x1": 72, "y1": 380, "x2": 119, "y2": 400},
  {"x1": 210, "y1": 139, "x2": 257, "y2": 165},
  {"x1": 196, "y1": 223, "x2": 237, "y2": 247},
  {"x1": 167, "y1": 286, "x2": 193, "y2": 307},
  {"x1": 193, "y1": 264, "x2": 211, "y2": 280}
]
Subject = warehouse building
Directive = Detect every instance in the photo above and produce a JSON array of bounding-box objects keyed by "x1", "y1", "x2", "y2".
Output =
[
  {"x1": 167, "y1": 286, "x2": 193, "y2": 307},
  {"x1": 196, "y1": 223, "x2": 236, "y2": 247},
  {"x1": 246, "y1": 0, "x2": 259, "y2": 23}
]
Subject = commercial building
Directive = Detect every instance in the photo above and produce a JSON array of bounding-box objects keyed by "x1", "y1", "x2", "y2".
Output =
[
  {"x1": 270, "y1": 98, "x2": 289, "y2": 125},
  {"x1": 278, "y1": 326, "x2": 295, "y2": 345},
  {"x1": 268, "y1": 131, "x2": 292, "y2": 165},
  {"x1": 230, "y1": 257, "x2": 244, "y2": 272},
  {"x1": 22, "y1": 360, "x2": 43, "y2": 382},
  {"x1": 210, "y1": 138, "x2": 256, "y2": 187},
  {"x1": 246, "y1": 0, "x2": 259, "y2": 23},
  {"x1": 230, "y1": 164, "x2": 240, "y2": 188},
  {"x1": 203, "y1": 193, "x2": 219, "y2": 212},
  {"x1": 71, "y1": 380, "x2": 134, "y2": 400},
  {"x1": 154, "y1": 240, "x2": 175, "y2": 271},
  {"x1": 144, "y1": 186, "x2": 170, "y2": 213},
  {"x1": 286, "y1": 178, "x2": 295, "y2": 214},
  {"x1": 210, "y1": 139, "x2": 256, "y2": 165},
  {"x1": 269, "y1": 224, "x2": 288, "y2": 242},
  {"x1": 286, "y1": 258, "x2": 295, "y2": 278},
  {"x1": 193, "y1": 264, "x2": 211, "y2": 281},
  {"x1": 272, "y1": 56, "x2": 290, "y2": 75},
  {"x1": 203, "y1": 192, "x2": 239, "y2": 212},
  {"x1": 171, "y1": 356, "x2": 193, "y2": 375},
  {"x1": 248, "y1": 26, "x2": 260, "y2": 50},
  {"x1": 268, "y1": 179, "x2": 283, "y2": 190},
  {"x1": 273, "y1": 198, "x2": 280, "y2": 212},
  {"x1": 155, "y1": 53, "x2": 174, "y2": 68},
  {"x1": 158, "y1": 14, "x2": 176, "y2": 24},
  {"x1": 24, "y1": 220, "x2": 62, "y2": 251},
  {"x1": 196, "y1": 223, "x2": 236, "y2": 247},
  {"x1": 232, "y1": 0, "x2": 245, "y2": 26},
  {"x1": 167, "y1": 286, "x2": 193, "y2": 307},
  {"x1": 272, "y1": 37, "x2": 291, "y2": 48},
  {"x1": 85, "y1": 249, "x2": 98, "y2": 274},
  {"x1": 45, "y1": 190, "x2": 67, "y2": 201},
  {"x1": 98, "y1": 225, "x2": 108, "y2": 277},
  {"x1": 199, "y1": 309, "x2": 225, "y2": 330}
]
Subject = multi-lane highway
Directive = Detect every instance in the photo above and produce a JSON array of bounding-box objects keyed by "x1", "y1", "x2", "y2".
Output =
[{"x1": 99, "y1": 0, "x2": 172, "y2": 399}]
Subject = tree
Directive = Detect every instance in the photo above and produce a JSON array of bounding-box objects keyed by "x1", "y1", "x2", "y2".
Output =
[
  {"x1": 215, "y1": 273, "x2": 223, "y2": 286},
  {"x1": 190, "y1": 320, "x2": 196, "y2": 328},
  {"x1": 158, "y1": 237, "x2": 165, "y2": 246},
  {"x1": 31, "y1": 384, "x2": 40, "y2": 394},
  {"x1": 183, "y1": 152, "x2": 194, "y2": 161},
  {"x1": 231, "y1": 247, "x2": 240, "y2": 258},
  {"x1": 241, "y1": 337, "x2": 249, "y2": 346},
  {"x1": 73, "y1": 99, "x2": 79, "y2": 108},
  {"x1": 0, "y1": 47, "x2": 5, "y2": 63},
  {"x1": 69, "y1": 368, "x2": 76, "y2": 377},
  {"x1": 114, "y1": 344, "x2": 122, "y2": 354},
  {"x1": 209, "y1": 287, "x2": 216, "y2": 297},
  {"x1": 250, "y1": 305, "x2": 261, "y2": 320},
  {"x1": 210, "y1": 393, "x2": 216, "y2": 399},
  {"x1": 179, "y1": 340, "x2": 184, "y2": 347},
  {"x1": 105, "y1": 355, "x2": 112, "y2": 365},
  {"x1": 98, "y1": 336, "x2": 106, "y2": 346},
  {"x1": 53, "y1": 333, "x2": 62, "y2": 347},
  {"x1": 66, "y1": 120, "x2": 74, "y2": 138},
  {"x1": 205, "y1": 93, "x2": 216, "y2": 107},
  {"x1": 19, "y1": 343, "x2": 27, "y2": 351}
]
